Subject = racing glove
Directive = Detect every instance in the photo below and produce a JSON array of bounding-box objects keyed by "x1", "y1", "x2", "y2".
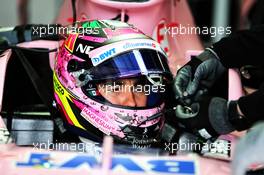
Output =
[
  {"x1": 173, "y1": 48, "x2": 227, "y2": 103},
  {"x1": 175, "y1": 96, "x2": 236, "y2": 140}
]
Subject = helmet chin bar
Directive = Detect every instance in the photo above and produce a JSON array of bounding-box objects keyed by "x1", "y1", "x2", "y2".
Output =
[{"x1": 116, "y1": 110, "x2": 164, "y2": 147}]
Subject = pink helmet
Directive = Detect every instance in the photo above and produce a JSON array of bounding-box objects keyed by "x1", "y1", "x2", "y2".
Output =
[{"x1": 53, "y1": 20, "x2": 173, "y2": 147}]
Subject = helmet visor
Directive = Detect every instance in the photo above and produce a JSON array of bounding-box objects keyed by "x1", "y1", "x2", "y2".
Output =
[{"x1": 87, "y1": 49, "x2": 172, "y2": 82}]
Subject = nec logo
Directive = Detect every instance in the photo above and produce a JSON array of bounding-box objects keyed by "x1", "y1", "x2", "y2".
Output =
[{"x1": 76, "y1": 43, "x2": 94, "y2": 54}]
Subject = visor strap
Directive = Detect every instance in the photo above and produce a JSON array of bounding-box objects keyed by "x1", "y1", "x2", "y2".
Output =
[
  {"x1": 133, "y1": 50, "x2": 148, "y2": 75},
  {"x1": 146, "y1": 74, "x2": 163, "y2": 86}
]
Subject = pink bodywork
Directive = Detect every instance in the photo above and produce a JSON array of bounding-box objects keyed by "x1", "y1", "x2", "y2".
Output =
[
  {"x1": 0, "y1": 40, "x2": 59, "y2": 131},
  {"x1": 0, "y1": 0, "x2": 244, "y2": 173},
  {"x1": 0, "y1": 40, "x2": 239, "y2": 175},
  {"x1": 0, "y1": 137, "x2": 234, "y2": 175}
]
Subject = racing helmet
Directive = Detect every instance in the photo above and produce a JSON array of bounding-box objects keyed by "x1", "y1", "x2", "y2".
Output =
[{"x1": 53, "y1": 20, "x2": 173, "y2": 147}]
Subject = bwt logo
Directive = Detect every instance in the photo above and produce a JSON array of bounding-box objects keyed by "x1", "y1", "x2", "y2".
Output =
[
  {"x1": 92, "y1": 48, "x2": 116, "y2": 64},
  {"x1": 76, "y1": 43, "x2": 94, "y2": 55},
  {"x1": 16, "y1": 153, "x2": 196, "y2": 174}
]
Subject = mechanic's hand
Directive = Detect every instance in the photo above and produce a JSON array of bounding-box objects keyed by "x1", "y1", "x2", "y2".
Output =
[
  {"x1": 173, "y1": 49, "x2": 227, "y2": 103},
  {"x1": 175, "y1": 96, "x2": 235, "y2": 140}
]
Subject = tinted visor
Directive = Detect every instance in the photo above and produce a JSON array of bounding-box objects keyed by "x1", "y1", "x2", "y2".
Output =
[{"x1": 89, "y1": 49, "x2": 172, "y2": 81}]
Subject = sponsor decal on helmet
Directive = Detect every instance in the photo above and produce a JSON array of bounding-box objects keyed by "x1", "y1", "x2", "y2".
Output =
[
  {"x1": 82, "y1": 20, "x2": 102, "y2": 28},
  {"x1": 54, "y1": 76, "x2": 65, "y2": 95},
  {"x1": 91, "y1": 48, "x2": 116, "y2": 65},
  {"x1": 65, "y1": 33, "x2": 78, "y2": 53},
  {"x1": 89, "y1": 39, "x2": 165, "y2": 66},
  {"x1": 80, "y1": 107, "x2": 117, "y2": 136},
  {"x1": 123, "y1": 42, "x2": 156, "y2": 50},
  {"x1": 72, "y1": 39, "x2": 101, "y2": 61},
  {"x1": 54, "y1": 74, "x2": 85, "y2": 130},
  {"x1": 76, "y1": 43, "x2": 94, "y2": 55}
]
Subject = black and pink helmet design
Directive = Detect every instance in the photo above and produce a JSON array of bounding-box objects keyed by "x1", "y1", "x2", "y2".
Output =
[{"x1": 53, "y1": 20, "x2": 173, "y2": 147}]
